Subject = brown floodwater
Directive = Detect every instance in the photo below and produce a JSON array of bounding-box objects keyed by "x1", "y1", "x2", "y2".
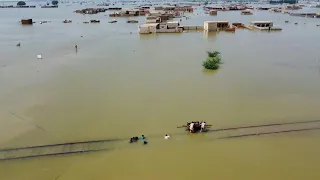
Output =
[{"x1": 0, "y1": 3, "x2": 320, "y2": 180}]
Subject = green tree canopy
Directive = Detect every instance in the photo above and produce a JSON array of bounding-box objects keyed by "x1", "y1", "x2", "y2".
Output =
[
  {"x1": 17, "y1": 1, "x2": 26, "y2": 6},
  {"x1": 52, "y1": 0, "x2": 59, "y2": 5},
  {"x1": 202, "y1": 51, "x2": 222, "y2": 70}
]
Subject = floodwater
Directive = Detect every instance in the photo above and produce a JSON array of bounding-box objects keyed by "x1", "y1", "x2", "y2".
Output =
[{"x1": 1, "y1": 2, "x2": 320, "y2": 180}]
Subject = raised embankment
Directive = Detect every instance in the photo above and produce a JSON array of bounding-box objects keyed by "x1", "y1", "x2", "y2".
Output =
[{"x1": 1, "y1": 120, "x2": 320, "y2": 161}]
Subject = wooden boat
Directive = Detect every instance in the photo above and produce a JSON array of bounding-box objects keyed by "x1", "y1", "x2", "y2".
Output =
[{"x1": 177, "y1": 122, "x2": 211, "y2": 133}]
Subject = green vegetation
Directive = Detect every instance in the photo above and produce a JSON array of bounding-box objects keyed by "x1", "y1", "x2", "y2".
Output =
[
  {"x1": 202, "y1": 51, "x2": 222, "y2": 70},
  {"x1": 17, "y1": 1, "x2": 26, "y2": 6},
  {"x1": 52, "y1": 0, "x2": 59, "y2": 5},
  {"x1": 204, "y1": 1, "x2": 209, "y2": 5}
]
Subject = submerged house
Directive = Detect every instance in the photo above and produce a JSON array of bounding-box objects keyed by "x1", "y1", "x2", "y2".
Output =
[
  {"x1": 109, "y1": 8, "x2": 148, "y2": 17},
  {"x1": 209, "y1": 10, "x2": 217, "y2": 16},
  {"x1": 249, "y1": 21, "x2": 282, "y2": 30},
  {"x1": 139, "y1": 21, "x2": 183, "y2": 34},
  {"x1": 21, "y1": 19, "x2": 33, "y2": 25},
  {"x1": 145, "y1": 11, "x2": 174, "y2": 23},
  {"x1": 290, "y1": 12, "x2": 320, "y2": 18},
  {"x1": 146, "y1": 15, "x2": 162, "y2": 23},
  {"x1": 269, "y1": 0, "x2": 298, "y2": 4},
  {"x1": 204, "y1": 21, "x2": 229, "y2": 31},
  {"x1": 241, "y1": 10, "x2": 253, "y2": 15}
]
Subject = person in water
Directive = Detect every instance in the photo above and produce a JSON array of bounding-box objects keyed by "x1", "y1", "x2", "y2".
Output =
[
  {"x1": 140, "y1": 135, "x2": 145, "y2": 140},
  {"x1": 164, "y1": 134, "x2": 171, "y2": 139},
  {"x1": 200, "y1": 121, "x2": 206, "y2": 132},
  {"x1": 189, "y1": 122, "x2": 195, "y2": 133}
]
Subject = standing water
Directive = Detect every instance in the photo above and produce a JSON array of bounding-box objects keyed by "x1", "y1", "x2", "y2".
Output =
[{"x1": 0, "y1": 2, "x2": 320, "y2": 180}]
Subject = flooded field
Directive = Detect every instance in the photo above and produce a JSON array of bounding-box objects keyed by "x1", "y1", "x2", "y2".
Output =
[{"x1": 0, "y1": 2, "x2": 320, "y2": 180}]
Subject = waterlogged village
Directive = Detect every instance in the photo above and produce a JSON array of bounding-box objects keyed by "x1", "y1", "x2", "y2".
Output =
[
  {"x1": 1, "y1": 0, "x2": 320, "y2": 179},
  {"x1": 10, "y1": 0, "x2": 320, "y2": 70}
]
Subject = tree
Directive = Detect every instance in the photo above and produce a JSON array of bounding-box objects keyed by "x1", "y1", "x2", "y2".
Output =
[
  {"x1": 202, "y1": 51, "x2": 222, "y2": 70},
  {"x1": 17, "y1": 1, "x2": 26, "y2": 6},
  {"x1": 204, "y1": 1, "x2": 209, "y2": 6},
  {"x1": 52, "y1": 0, "x2": 59, "y2": 5}
]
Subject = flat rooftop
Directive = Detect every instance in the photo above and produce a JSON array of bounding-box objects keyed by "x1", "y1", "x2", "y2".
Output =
[
  {"x1": 204, "y1": 21, "x2": 229, "y2": 23},
  {"x1": 250, "y1": 21, "x2": 273, "y2": 23},
  {"x1": 140, "y1": 23, "x2": 159, "y2": 27}
]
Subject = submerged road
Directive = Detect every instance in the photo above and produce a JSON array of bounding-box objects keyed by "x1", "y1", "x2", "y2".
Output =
[{"x1": 1, "y1": 120, "x2": 320, "y2": 161}]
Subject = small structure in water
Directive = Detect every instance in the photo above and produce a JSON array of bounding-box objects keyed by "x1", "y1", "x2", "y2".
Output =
[
  {"x1": 108, "y1": 19, "x2": 117, "y2": 23},
  {"x1": 127, "y1": 20, "x2": 138, "y2": 23},
  {"x1": 290, "y1": 12, "x2": 320, "y2": 18},
  {"x1": 41, "y1": 5, "x2": 58, "y2": 8},
  {"x1": 109, "y1": 8, "x2": 149, "y2": 17},
  {"x1": 75, "y1": 8, "x2": 108, "y2": 14},
  {"x1": 209, "y1": 10, "x2": 217, "y2": 16},
  {"x1": 249, "y1": 21, "x2": 282, "y2": 31},
  {"x1": 90, "y1": 20, "x2": 100, "y2": 23},
  {"x1": 21, "y1": 19, "x2": 33, "y2": 25},
  {"x1": 204, "y1": 21, "x2": 229, "y2": 32},
  {"x1": 139, "y1": 22, "x2": 184, "y2": 34},
  {"x1": 0, "y1": 5, "x2": 36, "y2": 8},
  {"x1": 62, "y1": 19, "x2": 72, "y2": 23},
  {"x1": 241, "y1": 10, "x2": 253, "y2": 15}
]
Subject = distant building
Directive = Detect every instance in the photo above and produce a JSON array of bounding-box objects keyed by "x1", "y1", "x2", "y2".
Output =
[{"x1": 270, "y1": 0, "x2": 298, "y2": 4}]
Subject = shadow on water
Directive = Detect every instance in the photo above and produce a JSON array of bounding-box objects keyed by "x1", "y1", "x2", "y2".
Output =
[
  {"x1": 139, "y1": 32, "x2": 183, "y2": 40},
  {"x1": 203, "y1": 31, "x2": 218, "y2": 41},
  {"x1": 202, "y1": 68, "x2": 218, "y2": 76}
]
